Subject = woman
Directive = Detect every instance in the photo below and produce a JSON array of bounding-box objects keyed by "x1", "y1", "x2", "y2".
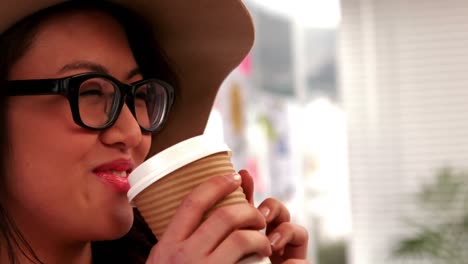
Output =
[{"x1": 0, "y1": 1, "x2": 308, "y2": 263}]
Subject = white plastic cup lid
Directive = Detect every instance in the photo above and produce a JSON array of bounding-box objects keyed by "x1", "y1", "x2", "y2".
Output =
[{"x1": 127, "y1": 135, "x2": 231, "y2": 202}]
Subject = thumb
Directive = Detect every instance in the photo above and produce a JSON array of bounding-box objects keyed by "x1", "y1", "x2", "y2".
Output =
[{"x1": 238, "y1": 169, "x2": 255, "y2": 205}]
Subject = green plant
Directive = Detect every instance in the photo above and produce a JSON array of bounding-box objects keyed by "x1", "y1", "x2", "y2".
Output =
[
  {"x1": 318, "y1": 239, "x2": 347, "y2": 264},
  {"x1": 393, "y1": 167, "x2": 468, "y2": 263}
]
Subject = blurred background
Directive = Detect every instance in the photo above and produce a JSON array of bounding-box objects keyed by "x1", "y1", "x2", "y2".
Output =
[{"x1": 204, "y1": 0, "x2": 468, "y2": 263}]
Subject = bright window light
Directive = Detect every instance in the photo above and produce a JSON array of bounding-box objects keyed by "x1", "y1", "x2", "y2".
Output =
[{"x1": 249, "y1": 0, "x2": 341, "y2": 28}]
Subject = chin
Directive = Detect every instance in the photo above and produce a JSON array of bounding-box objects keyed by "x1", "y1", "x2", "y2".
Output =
[
  {"x1": 99, "y1": 204, "x2": 135, "y2": 240},
  {"x1": 115, "y1": 207, "x2": 135, "y2": 237}
]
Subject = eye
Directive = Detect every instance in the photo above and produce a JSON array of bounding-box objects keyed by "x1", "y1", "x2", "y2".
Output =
[
  {"x1": 78, "y1": 78, "x2": 117, "y2": 111},
  {"x1": 135, "y1": 90, "x2": 148, "y2": 100},
  {"x1": 80, "y1": 89, "x2": 103, "y2": 97},
  {"x1": 135, "y1": 83, "x2": 155, "y2": 102},
  {"x1": 79, "y1": 82, "x2": 105, "y2": 97},
  {"x1": 79, "y1": 78, "x2": 117, "y2": 99}
]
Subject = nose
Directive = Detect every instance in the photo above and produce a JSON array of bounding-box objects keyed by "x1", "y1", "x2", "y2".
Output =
[{"x1": 99, "y1": 103, "x2": 142, "y2": 150}]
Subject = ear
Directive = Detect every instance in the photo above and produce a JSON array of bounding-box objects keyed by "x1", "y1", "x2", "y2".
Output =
[{"x1": 238, "y1": 169, "x2": 254, "y2": 205}]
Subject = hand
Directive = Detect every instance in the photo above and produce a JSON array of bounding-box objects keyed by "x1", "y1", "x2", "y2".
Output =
[
  {"x1": 146, "y1": 173, "x2": 272, "y2": 264},
  {"x1": 239, "y1": 170, "x2": 310, "y2": 264}
]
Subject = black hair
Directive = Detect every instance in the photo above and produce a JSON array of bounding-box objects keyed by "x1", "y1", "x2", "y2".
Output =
[{"x1": 0, "y1": 1, "x2": 178, "y2": 263}]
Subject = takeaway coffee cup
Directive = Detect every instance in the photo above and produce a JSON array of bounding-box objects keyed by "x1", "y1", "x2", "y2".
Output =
[{"x1": 128, "y1": 135, "x2": 270, "y2": 264}]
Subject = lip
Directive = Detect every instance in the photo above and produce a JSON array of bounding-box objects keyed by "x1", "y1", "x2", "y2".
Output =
[{"x1": 93, "y1": 159, "x2": 135, "y2": 193}]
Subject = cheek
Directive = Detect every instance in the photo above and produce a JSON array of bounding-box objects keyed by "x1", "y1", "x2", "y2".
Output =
[
  {"x1": 6, "y1": 98, "x2": 92, "y2": 208},
  {"x1": 6, "y1": 103, "x2": 134, "y2": 240},
  {"x1": 136, "y1": 134, "x2": 152, "y2": 163}
]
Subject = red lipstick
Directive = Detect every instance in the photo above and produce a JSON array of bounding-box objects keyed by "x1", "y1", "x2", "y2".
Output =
[{"x1": 93, "y1": 159, "x2": 134, "y2": 193}]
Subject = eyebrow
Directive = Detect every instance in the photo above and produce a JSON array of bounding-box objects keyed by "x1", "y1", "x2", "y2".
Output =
[{"x1": 58, "y1": 60, "x2": 141, "y2": 80}]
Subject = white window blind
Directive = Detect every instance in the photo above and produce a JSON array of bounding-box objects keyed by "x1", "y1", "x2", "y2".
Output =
[{"x1": 339, "y1": 0, "x2": 468, "y2": 263}]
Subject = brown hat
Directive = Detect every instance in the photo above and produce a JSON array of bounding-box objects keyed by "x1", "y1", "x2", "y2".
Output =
[{"x1": 0, "y1": 0, "x2": 255, "y2": 156}]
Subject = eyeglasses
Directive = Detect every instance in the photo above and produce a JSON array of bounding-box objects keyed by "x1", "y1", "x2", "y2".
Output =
[{"x1": 5, "y1": 72, "x2": 175, "y2": 133}]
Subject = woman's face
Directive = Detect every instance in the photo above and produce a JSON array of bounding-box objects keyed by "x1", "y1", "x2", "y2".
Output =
[{"x1": 5, "y1": 10, "x2": 151, "y2": 242}]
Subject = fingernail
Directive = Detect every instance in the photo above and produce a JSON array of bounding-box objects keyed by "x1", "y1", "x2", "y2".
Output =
[
  {"x1": 233, "y1": 173, "x2": 241, "y2": 182},
  {"x1": 225, "y1": 173, "x2": 241, "y2": 182},
  {"x1": 269, "y1": 232, "x2": 281, "y2": 247},
  {"x1": 259, "y1": 207, "x2": 270, "y2": 218}
]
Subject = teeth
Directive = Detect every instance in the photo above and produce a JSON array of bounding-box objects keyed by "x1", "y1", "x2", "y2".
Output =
[{"x1": 109, "y1": 170, "x2": 127, "y2": 178}]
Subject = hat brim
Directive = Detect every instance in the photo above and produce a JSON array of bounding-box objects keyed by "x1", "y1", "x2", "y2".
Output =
[{"x1": 0, "y1": 0, "x2": 255, "y2": 156}]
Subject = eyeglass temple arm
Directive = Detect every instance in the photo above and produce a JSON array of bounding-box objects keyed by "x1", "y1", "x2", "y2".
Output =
[{"x1": 5, "y1": 79, "x2": 63, "y2": 96}]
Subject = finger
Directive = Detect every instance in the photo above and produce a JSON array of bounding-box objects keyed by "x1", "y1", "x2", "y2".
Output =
[
  {"x1": 163, "y1": 173, "x2": 242, "y2": 242},
  {"x1": 268, "y1": 222, "x2": 309, "y2": 259},
  {"x1": 187, "y1": 203, "x2": 266, "y2": 254},
  {"x1": 210, "y1": 229, "x2": 272, "y2": 263},
  {"x1": 239, "y1": 170, "x2": 255, "y2": 205},
  {"x1": 257, "y1": 198, "x2": 291, "y2": 229}
]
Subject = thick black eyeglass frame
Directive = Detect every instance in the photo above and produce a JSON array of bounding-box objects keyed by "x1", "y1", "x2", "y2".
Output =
[{"x1": 5, "y1": 72, "x2": 175, "y2": 133}]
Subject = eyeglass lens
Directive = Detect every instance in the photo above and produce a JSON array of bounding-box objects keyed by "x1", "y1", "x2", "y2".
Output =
[
  {"x1": 134, "y1": 82, "x2": 168, "y2": 129},
  {"x1": 77, "y1": 77, "x2": 167, "y2": 130}
]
